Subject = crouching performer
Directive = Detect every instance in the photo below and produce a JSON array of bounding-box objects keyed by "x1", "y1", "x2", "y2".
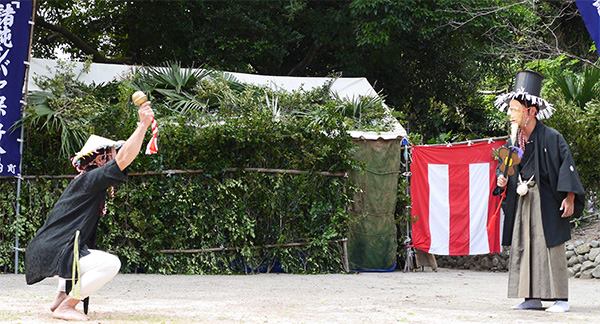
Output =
[{"x1": 25, "y1": 101, "x2": 154, "y2": 321}]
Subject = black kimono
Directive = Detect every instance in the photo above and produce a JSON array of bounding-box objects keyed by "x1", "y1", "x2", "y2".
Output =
[
  {"x1": 25, "y1": 160, "x2": 127, "y2": 285},
  {"x1": 501, "y1": 122, "x2": 585, "y2": 247}
]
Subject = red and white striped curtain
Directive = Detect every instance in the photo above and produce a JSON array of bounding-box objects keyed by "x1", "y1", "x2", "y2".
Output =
[{"x1": 410, "y1": 140, "x2": 506, "y2": 255}]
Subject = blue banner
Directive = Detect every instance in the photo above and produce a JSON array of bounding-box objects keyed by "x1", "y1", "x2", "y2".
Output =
[
  {"x1": 0, "y1": 0, "x2": 32, "y2": 177},
  {"x1": 576, "y1": 0, "x2": 600, "y2": 56}
]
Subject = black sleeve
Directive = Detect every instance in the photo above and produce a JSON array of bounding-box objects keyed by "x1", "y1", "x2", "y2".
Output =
[
  {"x1": 555, "y1": 133, "x2": 585, "y2": 195},
  {"x1": 552, "y1": 132, "x2": 585, "y2": 218},
  {"x1": 83, "y1": 160, "x2": 128, "y2": 193}
]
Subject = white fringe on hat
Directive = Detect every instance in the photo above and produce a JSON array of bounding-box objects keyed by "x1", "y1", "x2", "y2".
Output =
[{"x1": 494, "y1": 89, "x2": 555, "y2": 120}]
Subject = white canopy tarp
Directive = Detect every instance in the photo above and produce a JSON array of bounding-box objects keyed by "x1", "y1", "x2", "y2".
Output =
[{"x1": 28, "y1": 58, "x2": 406, "y2": 139}]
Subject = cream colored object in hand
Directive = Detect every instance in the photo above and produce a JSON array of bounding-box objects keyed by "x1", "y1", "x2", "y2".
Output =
[{"x1": 131, "y1": 91, "x2": 148, "y2": 106}]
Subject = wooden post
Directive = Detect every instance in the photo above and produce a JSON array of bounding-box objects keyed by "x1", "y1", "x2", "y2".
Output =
[{"x1": 341, "y1": 238, "x2": 350, "y2": 272}]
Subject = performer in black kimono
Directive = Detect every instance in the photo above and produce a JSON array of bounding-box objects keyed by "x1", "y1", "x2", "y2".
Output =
[
  {"x1": 25, "y1": 101, "x2": 154, "y2": 321},
  {"x1": 495, "y1": 70, "x2": 585, "y2": 313}
]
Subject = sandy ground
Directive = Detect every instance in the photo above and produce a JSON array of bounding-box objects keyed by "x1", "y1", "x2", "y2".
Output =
[{"x1": 1, "y1": 269, "x2": 599, "y2": 323}]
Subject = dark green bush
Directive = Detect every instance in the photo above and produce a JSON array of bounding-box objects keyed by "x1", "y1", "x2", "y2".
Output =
[{"x1": 1, "y1": 62, "x2": 378, "y2": 274}]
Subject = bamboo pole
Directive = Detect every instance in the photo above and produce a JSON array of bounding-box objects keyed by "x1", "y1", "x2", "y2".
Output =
[
  {"x1": 7, "y1": 167, "x2": 347, "y2": 180},
  {"x1": 407, "y1": 136, "x2": 508, "y2": 148},
  {"x1": 160, "y1": 238, "x2": 350, "y2": 272},
  {"x1": 159, "y1": 238, "x2": 348, "y2": 254}
]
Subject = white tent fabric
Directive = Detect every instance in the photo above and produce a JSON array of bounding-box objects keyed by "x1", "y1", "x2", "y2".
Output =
[{"x1": 28, "y1": 58, "x2": 406, "y2": 139}]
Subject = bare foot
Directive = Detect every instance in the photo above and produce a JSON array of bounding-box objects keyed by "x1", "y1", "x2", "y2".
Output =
[
  {"x1": 52, "y1": 296, "x2": 88, "y2": 321},
  {"x1": 50, "y1": 291, "x2": 67, "y2": 312}
]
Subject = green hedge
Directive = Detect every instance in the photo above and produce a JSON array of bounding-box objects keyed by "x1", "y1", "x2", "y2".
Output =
[
  {"x1": 1, "y1": 110, "x2": 358, "y2": 274},
  {"x1": 1, "y1": 172, "x2": 351, "y2": 274},
  {"x1": 1, "y1": 61, "x2": 383, "y2": 274}
]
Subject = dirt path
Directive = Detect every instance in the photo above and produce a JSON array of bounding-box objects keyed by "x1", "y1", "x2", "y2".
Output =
[{"x1": 1, "y1": 269, "x2": 599, "y2": 323}]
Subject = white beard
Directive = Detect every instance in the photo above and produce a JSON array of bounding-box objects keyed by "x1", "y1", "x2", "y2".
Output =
[{"x1": 510, "y1": 122, "x2": 519, "y2": 145}]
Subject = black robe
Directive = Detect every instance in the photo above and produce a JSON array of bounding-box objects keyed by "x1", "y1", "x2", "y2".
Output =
[
  {"x1": 501, "y1": 122, "x2": 585, "y2": 247},
  {"x1": 25, "y1": 160, "x2": 127, "y2": 285}
]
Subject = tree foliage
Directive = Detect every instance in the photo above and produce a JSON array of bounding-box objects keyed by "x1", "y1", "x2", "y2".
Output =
[
  {"x1": 32, "y1": 0, "x2": 595, "y2": 142},
  {"x1": 11, "y1": 0, "x2": 600, "y2": 272}
]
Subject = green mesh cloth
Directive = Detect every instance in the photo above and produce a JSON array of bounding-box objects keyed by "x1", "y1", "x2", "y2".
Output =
[{"x1": 348, "y1": 139, "x2": 401, "y2": 270}]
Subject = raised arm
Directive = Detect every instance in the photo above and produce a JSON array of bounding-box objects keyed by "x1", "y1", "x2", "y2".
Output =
[{"x1": 115, "y1": 102, "x2": 154, "y2": 171}]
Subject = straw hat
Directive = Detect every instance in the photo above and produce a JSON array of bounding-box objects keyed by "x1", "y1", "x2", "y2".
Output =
[{"x1": 71, "y1": 135, "x2": 124, "y2": 170}]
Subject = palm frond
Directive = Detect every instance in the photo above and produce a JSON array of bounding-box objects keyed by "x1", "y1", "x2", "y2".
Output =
[
  {"x1": 332, "y1": 92, "x2": 384, "y2": 119},
  {"x1": 554, "y1": 73, "x2": 576, "y2": 103},
  {"x1": 132, "y1": 61, "x2": 214, "y2": 115},
  {"x1": 579, "y1": 66, "x2": 600, "y2": 108},
  {"x1": 155, "y1": 88, "x2": 208, "y2": 114},
  {"x1": 553, "y1": 66, "x2": 600, "y2": 110},
  {"x1": 216, "y1": 72, "x2": 247, "y2": 93},
  {"x1": 59, "y1": 119, "x2": 88, "y2": 158},
  {"x1": 135, "y1": 61, "x2": 212, "y2": 93},
  {"x1": 264, "y1": 93, "x2": 281, "y2": 121},
  {"x1": 16, "y1": 90, "x2": 88, "y2": 159}
]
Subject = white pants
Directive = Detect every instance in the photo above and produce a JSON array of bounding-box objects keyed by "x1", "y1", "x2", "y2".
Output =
[{"x1": 57, "y1": 249, "x2": 121, "y2": 299}]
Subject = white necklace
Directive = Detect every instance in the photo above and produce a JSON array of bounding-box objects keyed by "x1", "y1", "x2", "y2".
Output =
[{"x1": 517, "y1": 174, "x2": 534, "y2": 196}]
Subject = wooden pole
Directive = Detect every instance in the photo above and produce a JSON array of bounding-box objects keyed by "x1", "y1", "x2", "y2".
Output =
[
  {"x1": 10, "y1": 167, "x2": 348, "y2": 180},
  {"x1": 407, "y1": 136, "x2": 508, "y2": 148},
  {"x1": 160, "y1": 238, "x2": 349, "y2": 272},
  {"x1": 159, "y1": 238, "x2": 349, "y2": 254},
  {"x1": 341, "y1": 238, "x2": 350, "y2": 272}
]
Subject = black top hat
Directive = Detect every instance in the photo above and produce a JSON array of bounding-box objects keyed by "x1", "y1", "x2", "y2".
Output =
[{"x1": 494, "y1": 70, "x2": 554, "y2": 119}]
